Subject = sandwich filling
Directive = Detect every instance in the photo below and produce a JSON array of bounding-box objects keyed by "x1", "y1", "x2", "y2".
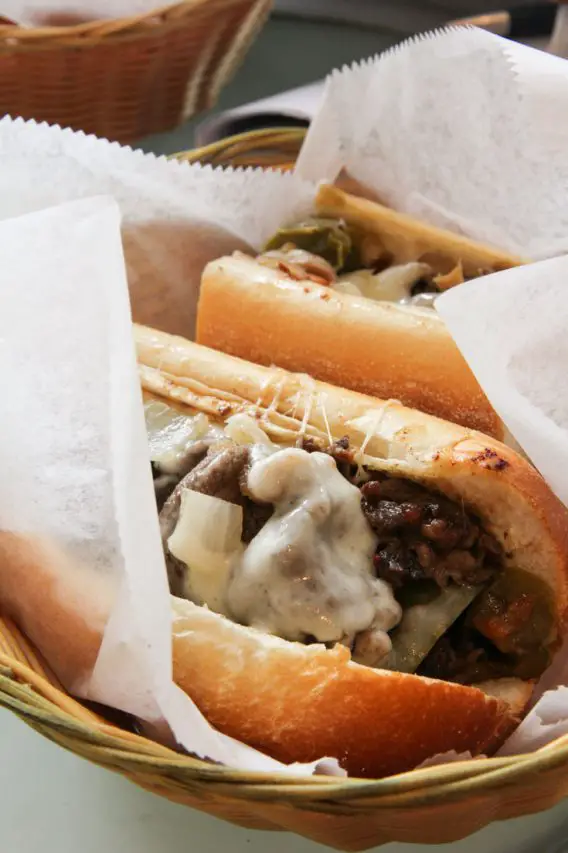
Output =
[
  {"x1": 257, "y1": 217, "x2": 483, "y2": 308},
  {"x1": 146, "y1": 398, "x2": 556, "y2": 686}
]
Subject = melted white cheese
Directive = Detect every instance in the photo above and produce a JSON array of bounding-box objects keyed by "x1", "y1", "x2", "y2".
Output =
[
  {"x1": 227, "y1": 448, "x2": 402, "y2": 645},
  {"x1": 334, "y1": 263, "x2": 434, "y2": 306}
]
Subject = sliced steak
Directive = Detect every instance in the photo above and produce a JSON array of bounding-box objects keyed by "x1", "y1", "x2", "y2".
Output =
[
  {"x1": 151, "y1": 439, "x2": 215, "y2": 510},
  {"x1": 302, "y1": 435, "x2": 501, "y2": 591},
  {"x1": 361, "y1": 473, "x2": 501, "y2": 589},
  {"x1": 241, "y1": 499, "x2": 274, "y2": 544}
]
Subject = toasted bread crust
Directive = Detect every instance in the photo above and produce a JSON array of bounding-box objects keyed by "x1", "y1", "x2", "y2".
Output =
[
  {"x1": 134, "y1": 327, "x2": 568, "y2": 773},
  {"x1": 315, "y1": 185, "x2": 523, "y2": 276},
  {"x1": 0, "y1": 537, "x2": 526, "y2": 779},
  {"x1": 171, "y1": 599, "x2": 526, "y2": 778},
  {"x1": 195, "y1": 254, "x2": 504, "y2": 437},
  {"x1": 195, "y1": 184, "x2": 522, "y2": 439},
  {"x1": 0, "y1": 534, "x2": 112, "y2": 690}
]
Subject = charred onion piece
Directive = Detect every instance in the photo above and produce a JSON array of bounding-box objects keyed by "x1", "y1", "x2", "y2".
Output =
[{"x1": 257, "y1": 246, "x2": 336, "y2": 286}]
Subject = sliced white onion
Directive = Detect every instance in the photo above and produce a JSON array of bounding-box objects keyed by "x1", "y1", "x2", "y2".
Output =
[
  {"x1": 383, "y1": 585, "x2": 482, "y2": 674},
  {"x1": 144, "y1": 400, "x2": 222, "y2": 474},
  {"x1": 261, "y1": 248, "x2": 336, "y2": 283},
  {"x1": 369, "y1": 262, "x2": 432, "y2": 303},
  {"x1": 168, "y1": 488, "x2": 244, "y2": 612},
  {"x1": 335, "y1": 269, "x2": 372, "y2": 296}
]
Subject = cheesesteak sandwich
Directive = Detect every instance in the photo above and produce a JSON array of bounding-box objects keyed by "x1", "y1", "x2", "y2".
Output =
[
  {"x1": 197, "y1": 184, "x2": 524, "y2": 438},
  {"x1": 1, "y1": 326, "x2": 566, "y2": 779}
]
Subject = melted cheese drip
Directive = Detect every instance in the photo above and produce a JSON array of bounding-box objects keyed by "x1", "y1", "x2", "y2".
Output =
[
  {"x1": 227, "y1": 448, "x2": 401, "y2": 647},
  {"x1": 160, "y1": 404, "x2": 402, "y2": 656}
]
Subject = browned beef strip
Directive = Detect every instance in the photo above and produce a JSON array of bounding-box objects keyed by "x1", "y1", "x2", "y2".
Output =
[
  {"x1": 158, "y1": 441, "x2": 275, "y2": 594},
  {"x1": 299, "y1": 436, "x2": 320, "y2": 453},
  {"x1": 158, "y1": 433, "x2": 501, "y2": 596},
  {"x1": 151, "y1": 465, "x2": 180, "y2": 512},
  {"x1": 300, "y1": 435, "x2": 358, "y2": 480},
  {"x1": 361, "y1": 473, "x2": 501, "y2": 589},
  {"x1": 241, "y1": 498, "x2": 274, "y2": 544},
  {"x1": 160, "y1": 442, "x2": 250, "y2": 540},
  {"x1": 300, "y1": 435, "x2": 353, "y2": 461},
  {"x1": 417, "y1": 635, "x2": 460, "y2": 681},
  {"x1": 153, "y1": 431, "x2": 514, "y2": 683},
  {"x1": 180, "y1": 442, "x2": 250, "y2": 504},
  {"x1": 419, "y1": 610, "x2": 552, "y2": 685},
  {"x1": 417, "y1": 612, "x2": 507, "y2": 685},
  {"x1": 372, "y1": 541, "x2": 425, "y2": 587},
  {"x1": 151, "y1": 440, "x2": 216, "y2": 509},
  {"x1": 301, "y1": 435, "x2": 501, "y2": 590}
]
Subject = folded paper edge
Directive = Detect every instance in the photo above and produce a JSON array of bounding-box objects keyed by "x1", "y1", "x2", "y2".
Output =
[
  {"x1": 0, "y1": 116, "x2": 316, "y2": 189},
  {"x1": 296, "y1": 25, "x2": 516, "y2": 185}
]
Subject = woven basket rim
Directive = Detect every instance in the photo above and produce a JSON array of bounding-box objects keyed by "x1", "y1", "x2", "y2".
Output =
[
  {"x1": 0, "y1": 0, "x2": 248, "y2": 40},
  {"x1": 174, "y1": 126, "x2": 307, "y2": 161},
  {"x1": 3, "y1": 648, "x2": 568, "y2": 803}
]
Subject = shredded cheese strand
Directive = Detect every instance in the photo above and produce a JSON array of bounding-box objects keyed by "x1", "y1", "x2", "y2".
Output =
[
  {"x1": 319, "y1": 392, "x2": 333, "y2": 448},
  {"x1": 360, "y1": 399, "x2": 402, "y2": 455}
]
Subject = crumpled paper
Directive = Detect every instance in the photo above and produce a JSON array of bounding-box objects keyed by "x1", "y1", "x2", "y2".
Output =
[
  {"x1": 437, "y1": 257, "x2": 568, "y2": 509},
  {"x1": 296, "y1": 26, "x2": 568, "y2": 261},
  {"x1": 0, "y1": 0, "x2": 167, "y2": 27},
  {"x1": 0, "y1": 117, "x2": 315, "y2": 338},
  {"x1": 436, "y1": 256, "x2": 568, "y2": 756},
  {"x1": 0, "y1": 120, "x2": 348, "y2": 775},
  {"x1": 0, "y1": 194, "x2": 342, "y2": 776}
]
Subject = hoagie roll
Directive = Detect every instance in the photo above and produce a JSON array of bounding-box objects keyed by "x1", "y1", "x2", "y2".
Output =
[
  {"x1": 1, "y1": 327, "x2": 566, "y2": 780},
  {"x1": 196, "y1": 185, "x2": 523, "y2": 438}
]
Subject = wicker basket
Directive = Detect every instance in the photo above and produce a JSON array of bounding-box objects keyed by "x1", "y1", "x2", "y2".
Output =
[
  {"x1": 0, "y1": 0, "x2": 271, "y2": 143},
  {"x1": 2, "y1": 127, "x2": 568, "y2": 851}
]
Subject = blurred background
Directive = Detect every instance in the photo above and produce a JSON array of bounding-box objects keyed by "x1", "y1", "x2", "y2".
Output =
[
  {"x1": 138, "y1": 1, "x2": 558, "y2": 154},
  {"x1": 0, "y1": 1, "x2": 558, "y2": 156}
]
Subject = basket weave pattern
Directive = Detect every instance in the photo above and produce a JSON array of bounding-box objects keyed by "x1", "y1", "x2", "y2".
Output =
[
  {"x1": 2, "y1": 128, "x2": 568, "y2": 850},
  {"x1": 0, "y1": 0, "x2": 271, "y2": 143}
]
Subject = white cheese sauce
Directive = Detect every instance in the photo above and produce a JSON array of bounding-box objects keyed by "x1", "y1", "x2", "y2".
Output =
[
  {"x1": 227, "y1": 448, "x2": 402, "y2": 649},
  {"x1": 155, "y1": 401, "x2": 402, "y2": 660},
  {"x1": 333, "y1": 263, "x2": 438, "y2": 308}
]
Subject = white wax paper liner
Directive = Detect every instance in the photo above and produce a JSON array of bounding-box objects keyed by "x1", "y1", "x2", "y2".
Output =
[
  {"x1": 437, "y1": 257, "x2": 568, "y2": 508},
  {"x1": 296, "y1": 26, "x2": 568, "y2": 260},
  {"x1": 436, "y1": 256, "x2": 568, "y2": 755},
  {"x1": 0, "y1": 117, "x2": 316, "y2": 339},
  {"x1": 0, "y1": 195, "x2": 342, "y2": 776}
]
